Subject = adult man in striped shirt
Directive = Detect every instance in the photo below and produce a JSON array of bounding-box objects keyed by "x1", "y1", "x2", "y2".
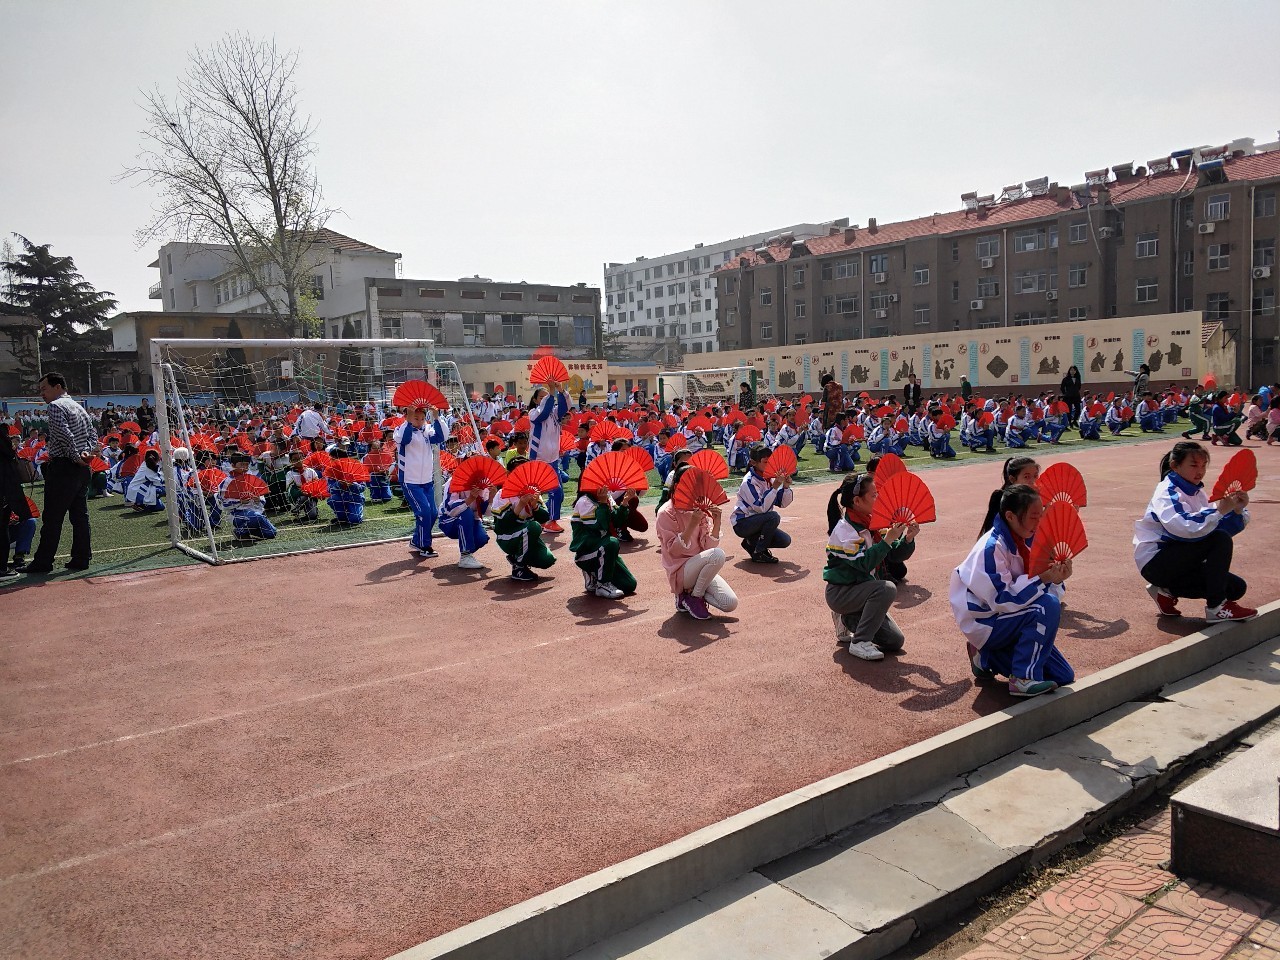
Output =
[{"x1": 19, "y1": 372, "x2": 98, "y2": 574}]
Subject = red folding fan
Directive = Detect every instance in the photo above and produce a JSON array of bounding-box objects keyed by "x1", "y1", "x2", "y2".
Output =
[
  {"x1": 642, "y1": 420, "x2": 663, "y2": 437},
  {"x1": 689, "y1": 449, "x2": 729, "y2": 480},
  {"x1": 841, "y1": 425, "x2": 863, "y2": 444},
  {"x1": 799, "y1": 394, "x2": 813, "y2": 407},
  {"x1": 304, "y1": 451, "x2": 332, "y2": 472},
  {"x1": 874, "y1": 452, "x2": 907, "y2": 482},
  {"x1": 439, "y1": 451, "x2": 459, "y2": 473},
  {"x1": 513, "y1": 415, "x2": 532, "y2": 433},
  {"x1": 393, "y1": 380, "x2": 449, "y2": 411},
  {"x1": 300, "y1": 478, "x2": 330, "y2": 499},
  {"x1": 1210, "y1": 449, "x2": 1258, "y2": 502},
  {"x1": 558, "y1": 431, "x2": 578, "y2": 456},
  {"x1": 978, "y1": 411, "x2": 995, "y2": 428},
  {"x1": 1028, "y1": 501, "x2": 1089, "y2": 577},
  {"x1": 381, "y1": 415, "x2": 406, "y2": 429},
  {"x1": 1038, "y1": 462, "x2": 1088, "y2": 508},
  {"x1": 937, "y1": 413, "x2": 957, "y2": 431},
  {"x1": 868, "y1": 471, "x2": 937, "y2": 528},
  {"x1": 1051, "y1": 401, "x2": 1070, "y2": 416},
  {"x1": 483, "y1": 434, "x2": 506, "y2": 453},
  {"x1": 1120, "y1": 405, "x2": 1134, "y2": 420},
  {"x1": 672, "y1": 467, "x2": 730, "y2": 512},
  {"x1": 1088, "y1": 402, "x2": 1106, "y2": 418},
  {"x1": 590, "y1": 420, "x2": 627, "y2": 444},
  {"x1": 362, "y1": 450, "x2": 394, "y2": 472},
  {"x1": 1031, "y1": 407, "x2": 1044, "y2": 421},
  {"x1": 501, "y1": 460, "x2": 560, "y2": 499},
  {"x1": 580, "y1": 450, "x2": 650, "y2": 494},
  {"x1": 454, "y1": 424, "x2": 476, "y2": 445},
  {"x1": 893, "y1": 416, "x2": 910, "y2": 433},
  {"x1": 628, "y1": 445, "x2": 655, "y2": 473},
  {"x1": 87, "y1": 456, "x2": 110, "y2": 473},
  {"x1": 224, "y1": 474, "x2": 269, "y2": 500},
  {"x1": 528, "y1": 355, "x2": 569, "y2": 386},
  {"x1": 493, "y1": 419, "x2": 514, "y2": 434},
  {"x1": 734, "y1": 424, "x2": 763, "y2": 444},
  {"x1": 664, "y1": 433, "x2": 688, "y2": 453},
  {"x1": 746, "y1": 414, "x2": 765, "y2": 429},
  {"x1": 327, "y1": 458, "x2": 370, "y2": 484},
  {"x1": 873, "y1": 405, "x2": 893, "y2": 418},
  {"x1": 188, "y1": 468, "x2": 228, "y2": 491},
  {"x1": 686, "y1": 414, "x2": 713, "y2": 433},
  {"x1": 663, "y1": 413, "x2": 681, "y2": 429},
  {"x1": 764, "y1": 399, "x2": 778, "y2": 413},
  {"x1": 763, "y1": 445, "x2": 798, "y2": 481},
  {"x1": 449, "y1": 456, "x2": 507, "y2": 494},
  {"x1": 118, "y1": 420, "x2": 141, "y2": 433}
]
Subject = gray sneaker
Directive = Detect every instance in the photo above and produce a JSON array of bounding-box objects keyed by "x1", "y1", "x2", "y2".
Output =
[
  {"x1": 594, "y1": 582, "x2": 625, "y2": 600},
  {"x1": 847, "y1": 640, "x2": 885, "y2": 661}
]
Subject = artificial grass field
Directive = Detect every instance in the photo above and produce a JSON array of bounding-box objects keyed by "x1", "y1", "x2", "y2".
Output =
[{"x1": 13, "y1": 425, "x2": 1177, "y2": 579}]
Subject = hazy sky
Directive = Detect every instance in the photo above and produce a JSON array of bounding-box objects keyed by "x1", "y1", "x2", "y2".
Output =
[{"x1": 3, "y1": 0, "x2": 1278, "y2": 314}]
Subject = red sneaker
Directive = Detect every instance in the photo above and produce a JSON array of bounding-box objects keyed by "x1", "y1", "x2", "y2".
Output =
[
  {"x1": 542, "y1": 520, "x2": 564, "y2": 534},
  {"x1": 1145, "y1": 583, "x2": 1181, "y2": 617},
  {"x1": 1206, "y1": 600, "x2": 1258, "y2": 622}
]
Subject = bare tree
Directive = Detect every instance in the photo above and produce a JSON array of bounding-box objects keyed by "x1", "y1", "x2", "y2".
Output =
[{"x1": 124, "y1": 33, "x2": 336, "y2": 336}]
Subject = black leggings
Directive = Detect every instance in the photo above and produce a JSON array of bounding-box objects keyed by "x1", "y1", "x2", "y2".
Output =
[{"x1": 1140, "y1": 530, "x2": 1245, "y2": 608}]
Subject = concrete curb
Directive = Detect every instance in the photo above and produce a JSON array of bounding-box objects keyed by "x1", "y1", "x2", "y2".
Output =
[{"x1": 390, "y1": 602, "x2": 1280, "y2": 960}]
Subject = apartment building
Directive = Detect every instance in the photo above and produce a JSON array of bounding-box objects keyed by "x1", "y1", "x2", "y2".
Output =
[
  {"x1": 603, "y1": 220, "x2": 847, "y2": 360},
  {"x1": 717, "y1": 137, "x2": 1280, "y2": 386},
  {"x1": 365, "y1": 277, "x2": 602, "y2": 362},
  {"x1": 147, "y1": 230, "x2": 401, "y2": 334}
]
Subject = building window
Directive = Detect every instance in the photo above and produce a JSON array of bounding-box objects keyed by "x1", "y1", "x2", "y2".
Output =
[
  {"x1": 794, "y1": 299, "x2": 806, "y2": 319},
  {"x1": 501, "y1": 315, "x2": 523, "y2": 346},
  {"x1": 724, "y1": 308, "x2": 736, "y2": 327},
  {"x1": 1181, "y1": 297, "x2": 1194, "y2": 312},
  {"x1": 1205, "y1": 193, "x2": 1231, "y2": 221},
  {"x1": 537, "y1": 293, "x2": 559, "y2": 303},
  {"x1": 1048, "y1": 225, "x2": 1059, "y2": 249},
  {"x1": 977, "y1": 318, "x2": 1000, "y2": 329},
  {"x1": 1207, "y1": 292, "x2": 1230, "y2": 320},
  {"x1": 869, "y1": 291, "x2": 891, "y2": 310},
  {"x1": 690, "y1": 279, "x2": 700, "y2": 294},
  {"x1": 704, "y1": 299, "x2": 711, "y2": 310},
  {"x1": 1136, "y1": 278, "x2": 1158, "y2": 303},
  {"x1": 976, "y1": 277, "x2": 1000, "y2": 298},
  {"x1": 1014, "y1": 270, "x2": 1047, "y2": 294},
  {"x1": 654, "y1": 306, "x2": 665, "y2": 319},
  {"x1": 667, "y1": 284, "x2": 676, "y2": 296},
  {"x1": 1208, "y1": 243, "x2": 1231, "y2": 271},
  {"x1": 1256, "y1": 190, "x2": 1277, "y2": 218},
  {"x1": 460, "y1": 289, "x2": 485, "y2": 300},
  {"x1": 869, "y1": 253, "x2": 889, "y2": 274},
  {"x1": 1135, "y1": 233, "x2": 1159, "y2": 258},
  {"x1": 760, "y1": 322, "x2": 773, "y2": 340},
  {"x1": 1068, "y1": 264, "x2": 1088, "y2": 288},
  {"x1": 913, "y1": 264, "x2": 930, "y2": 285},
  {"x1": 462, "y1": 315, "x2": 486, "y2": 345},
  {"x1": 1253, "y1": 288, "x2": 1276, "y2": 318},
  {"x1": 539, "y1": 318, "x2": 558, "y2": 345},
  {"x1": 793, "y1": 333, "x2": 807, "y2": 345},
  {"x1": 1183, "y1": 250, "x2": 1195, "y2": 276},
  {"x1": 380, "y1": 313, "x2": 403, "y2": 338},
  {"x1": 836, "y1": 294, "x2": 858, "y2": 314},
  {"x1": 792, "y1": 266, "x2": 805, "y2": 286},
  {"x1": 1068, "y1": 306, "x2": 1088, "y2": 321},
  {"x1": 914, "y1": 305, "x2": 930, "y2": 325},
  {"x1": 1068, "y1": 222, "x2": 1087, "y2": 243},
  {"x1": 975, "y1": 235, "x2": 1000, "y2": 259},
  {"x1": 725, "y1": 277, "x2": 736, "y2": 294},
  {"x1": 831, "y1": 257, "x2": 858, "y2": 279},
  {"x1": 1013, "y1": 228, "x2": 1047, "y2": 253},
  {"x1": 950, "y1": 240, "x2": 959, "y2": 262},
  {"x1": 667, "y1": 263, "x2": 676, "y2": 276},
  {"x1": 1013, "y1": 312, "x2": 1048, "y2": 326},
  {"x1": 759, "y1": 287, "x2": 772, "y2": 306},
  {"x1": 691, "y1": 300, "x2": 702, "y2": 313},
  {"x1": 951, "y1": 280, "x2": 960, "y2": 302},
  {"x1": 1254, "y1": 238, "x2": 1276, "y2": 268},
  {"x1": 692, "y1": 321, "x2": 702, "y2": 334},
  {"x1": 676, "y1": 303, "x2": 686, "y2": 315},
  {"x1": 823, "y1": 295, "x2": 834, "y2": 315},
  {"x1": 867, "y1": 325, "x2": 889, "y2": 338},
  {"x1": 420, "y1": 288, "x2": 445, "y2": 298},
  {"x1": 500, "y1": 290, "x2": 524, "y2": 302}
]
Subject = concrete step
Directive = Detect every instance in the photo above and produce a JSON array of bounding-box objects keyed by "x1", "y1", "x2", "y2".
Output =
[
  {"x1": 1172, "y1": 728, "x2": 1280, "y2": 901},
  {"x1": 390, "y1": 606, "x2": 1280, "y2": 960}
]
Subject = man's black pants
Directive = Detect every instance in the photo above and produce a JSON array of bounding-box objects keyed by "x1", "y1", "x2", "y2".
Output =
[{"x1": 31, "y1": 457, "x2": 92, "y2": 568}]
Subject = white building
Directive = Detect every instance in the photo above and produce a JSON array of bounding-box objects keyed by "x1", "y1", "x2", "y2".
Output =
[
  {"x1": 603, "y1": 219, "x2": 848, "y2": 358},
  {"x1": 147, "y1": 230, "x2": 401, "y2": 333}
]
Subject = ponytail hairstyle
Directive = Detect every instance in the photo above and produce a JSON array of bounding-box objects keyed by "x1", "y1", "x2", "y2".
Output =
[
  {"x1": 1160, "y1": 440, "x2": 1208, "y2": 479},
  {"x1": 839, "y1": 472, "x2": 874, "y2": 509},
  {"x1": 1002, "y1": 456, "x2": 1037, "y2": 488}
]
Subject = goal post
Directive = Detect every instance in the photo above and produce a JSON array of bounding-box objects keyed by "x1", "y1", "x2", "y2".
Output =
[
  {"x1": 658, "y1": 364, "x2": 757, "y2": 409},
  {"x1": 149, "y1": 338, "x2": 480, "y2": 564}
]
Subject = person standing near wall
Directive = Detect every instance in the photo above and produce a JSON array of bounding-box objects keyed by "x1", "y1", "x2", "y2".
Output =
[
  {"x1": 18, "y1": 373, "x2": 98, "y2": 575},
  {"x1": 1060, "y1": 365, "x2": 1083, "y2": 426}
]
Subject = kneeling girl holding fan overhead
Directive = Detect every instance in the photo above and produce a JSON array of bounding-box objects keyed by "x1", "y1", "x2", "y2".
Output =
[
  {"x1": 1134, "y1": 442, "x2": 1255, "y2": 623},
  {"x1": 655, "y1": 463, "x2": 740, "y2": 620},
  {"x1": 570, "y1": 451, "x2": 645, "y2": 599}
]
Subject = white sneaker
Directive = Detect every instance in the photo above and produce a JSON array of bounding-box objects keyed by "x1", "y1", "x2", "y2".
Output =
[
  {"x1": 832, "y1": 610, "x2": 853, "y2": 643},
  {"x1": 457, "y1": 553, "x2": 484, "y2": 570},
  {"x1": 594, "y1": 583, "x2": 625, "y2": 600},
  {"x1": 847, "y1": 640, "x2": 885, "y2": 661}
]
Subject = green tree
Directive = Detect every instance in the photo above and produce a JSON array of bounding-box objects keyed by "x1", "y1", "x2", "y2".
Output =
[{"x1": 2, "y1": 234, "x2": 117, "y2": 362}]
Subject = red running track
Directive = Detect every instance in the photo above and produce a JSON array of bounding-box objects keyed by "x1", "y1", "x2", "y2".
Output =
[{"x1": 3, "y1": 439, "x2": 1278, "y2": 960}]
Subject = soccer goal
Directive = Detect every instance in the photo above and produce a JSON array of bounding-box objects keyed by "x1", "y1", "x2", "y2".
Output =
[
  {"x1": 150, "y1": 338, "x2": 481, "y2": 564},
  {"x1": 658, "y1": 365, "x2": 757, "y2": 409}
]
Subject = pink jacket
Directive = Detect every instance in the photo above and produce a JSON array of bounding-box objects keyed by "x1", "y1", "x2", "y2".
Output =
[{"x1": 655, "y1": 501, "x2": 720, "y2": 595}]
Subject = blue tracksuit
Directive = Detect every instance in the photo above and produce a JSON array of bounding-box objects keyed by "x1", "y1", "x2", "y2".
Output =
[
  {"x1": 327, "y1": 479, "x2": 366, "y2": 524},
  {"x1": 439, "y1": 491, "x2": 490, "y2": 554}
]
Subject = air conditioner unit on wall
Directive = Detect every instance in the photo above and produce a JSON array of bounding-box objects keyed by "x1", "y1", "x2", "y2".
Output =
[
  {"x1": 888, "y1": 293, "x2": 900, "y2": 303},
  {"x1": 970, "y1": 299, "x2": 985, "y2": 310},
  {"x1": 1253, "y1": 266, "x2": 1272, "y2": 279},
  {"x1": 1046, "y1": 291, "x2": 1059, "y2": 301},
  {"x1": 875, "y1": 309, "x2": 889, "y2": 319},
  {"x1": 873, "y1": 272, "x2": 887, "y2": 283},
  {"x1": 1198, "y1": 222, "x2": 1216, "y2": 235},
  {"x1": 1097, "y1": 227, "x2": 1115, "y2": 239},
  {"x1": 980, "y1": 257, "x2": 995, "y2": 269}
]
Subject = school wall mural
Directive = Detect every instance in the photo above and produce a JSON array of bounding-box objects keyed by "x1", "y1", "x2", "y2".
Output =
[{"x1": 708, "y1": 313, "x2": 1202, "y2": 397}]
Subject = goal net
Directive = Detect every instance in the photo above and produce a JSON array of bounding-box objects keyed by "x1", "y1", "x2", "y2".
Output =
[
  {"x1": 658, "y1": 365, "x2": 757, "y2": 409},
  {"x1": 151, "y1": 338, "x2": 481, "y2": 564}
]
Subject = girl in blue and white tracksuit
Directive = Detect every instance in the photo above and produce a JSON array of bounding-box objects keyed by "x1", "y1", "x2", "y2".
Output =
[
  {"x1": 928, "y1": 416, "x2": 956, "y2": 459},
  {"x1": 528, "y1": 385, "x2": 569, "y2": 524},
  {"x1": 950, "y1": 488, "x2": 1074, "y2": 697},
  {"x1": 326, "y1": 469, "x2": 366, "y2": 525},
  {"x1": 439, "y1": 486, "x2": 491, "y2": 562},
  {"x1": 807, "y1": 414, "x2": 826, "y2": 455},
  {"x1": 907, "y1": 413, "x2": 927, "y2": 448},
  {"x1": 1137, "y1": 397, "x2": 1165, "y2": 433},
  {"x1": 824, "y1": 420, "x2": 856, "y2": 472},
  {"x1": 1039, "y1": 409, "x2": 1068, "y2": 444},
  {"x1": 1004, "y1": 410, "x2": 1032, "y2": 449},
  {"x1": 1105, "y1": 401, "x2": 1129, "y2": 435},
  {"x1": 394, "y1": 408, "x2": 447, "y2": 556},
  {"x1": 1078, "y1": 404, "x2": 1102, "y2": 440}
]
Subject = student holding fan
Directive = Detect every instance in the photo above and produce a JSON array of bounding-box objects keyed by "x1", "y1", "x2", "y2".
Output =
[
  {"x1": 655, "y1": 463, "x2": 739, "y2": 620},
  {"x1": 1134, "y1": 442, "x2": 1255, "y2": 622}
]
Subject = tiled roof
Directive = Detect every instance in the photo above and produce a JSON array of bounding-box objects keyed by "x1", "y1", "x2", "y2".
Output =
[
  {"x1": 719, "y1": 148, "x2": 1280, "y2": 272},
  {"x1": 308, "y1": 228, "x2": 399, "y2": 257},
  {"x1": 1202, "y1": 321, "x2": 1222, "y2": 346}
]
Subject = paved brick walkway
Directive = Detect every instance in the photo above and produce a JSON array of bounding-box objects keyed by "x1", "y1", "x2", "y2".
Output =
[{"x1": 962, "y1": 810, "x2": 1278, "y2": 960}]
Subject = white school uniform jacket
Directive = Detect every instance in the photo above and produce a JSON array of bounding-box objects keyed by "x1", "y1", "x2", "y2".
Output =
[
  {"x1": 825, "y1": 425, "x2": 844, "y2": 448},
  {"x1": 442, "y1": 488, "x2": 489, "y2": 519},
  {"x1": 949, "y1": 515, "x2": 1049, "y2": 650},
  {"x1": 1005, "y1": 415, "x2": 1028, "y2": 439},
  {"x1": 393, "y1": 418, "x2": 446, "y2": 485},
  {"x1": 1105, "y1": 405, "x2": 1125, "y2": 427},
  {"x1": 730, "y1": 470, "x2": 794, "y2": 525},
  {"x1": 1133, "y1": 471, "x2": 1248, "y2": 569},
  {"x1": 528, "y1": 391, "x2": 569, "y2": 463},
  {"x1": 126, "y1": 464, "x2": 166, "y2": 507},
  {"x1": 285, "y1": 466, "x2": 318, "y2": 491}
]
